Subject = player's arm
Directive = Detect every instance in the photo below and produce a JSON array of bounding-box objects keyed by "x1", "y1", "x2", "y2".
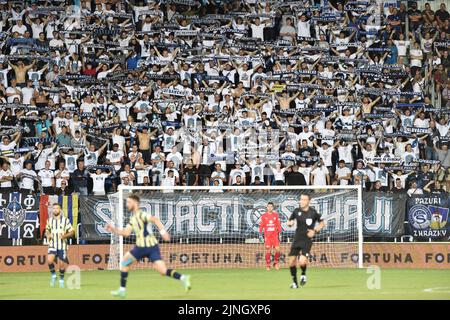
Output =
[
  {"x1": 149, "y1": 216, "x2": 170, "y2": 241},
  {"x1": 60, "y1": 229, "x2": 75, "y2": 240},
  {"x1": 45, "y1": 220, "x2": 52, "y2": 240},
  {"x1": 276, "y1": 214, "x2": 282, "y2": 234},
  {"x1": 286, "y1": 212, "x2": 296, "y2": 227},
  {"x1": 106, "y1": 224, "x2": 133, "y2": 237},
  {"x1": 259, "y1": 214, "x2": 266, "y2": 234},
  {"x1": 314, "y1": 219, "x2": 326, "y2": 233},
  {"x1": 307, "y1": 215, "x2": 326, "y2": 238},
  {"x1": 61, "y1": 223, "x2": 75, "y2": 240}
]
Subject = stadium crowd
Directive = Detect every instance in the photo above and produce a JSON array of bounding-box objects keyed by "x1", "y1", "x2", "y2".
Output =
[{"x1": 0, "y1": 0, "x2": 448, "y2": 197}]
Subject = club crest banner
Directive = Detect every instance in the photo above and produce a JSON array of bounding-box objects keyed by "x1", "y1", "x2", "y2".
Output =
[
  {"x1": 406, "y1": 195, "x2": 450, "y2": 240},
  {"x1": 0, "y1": 192, "x2": 39, "y2": 240}
]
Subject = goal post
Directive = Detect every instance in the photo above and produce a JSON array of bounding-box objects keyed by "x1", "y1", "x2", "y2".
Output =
[{"x1": 108, "y1": 185, "x2": 363, "y2": 270}]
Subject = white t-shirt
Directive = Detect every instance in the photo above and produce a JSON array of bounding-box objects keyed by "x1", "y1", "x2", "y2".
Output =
[
  {"x1": 112, "y1": 135, "x2": 126, "y2": 151},
  {"x1": 21, "y1": 87, "x2": 35, "y2": 104},
  {"x1": 12, "y1": 24, "x2": 27, "y2": 35},
  {"x1": 6, "y1": 86, "x2": 21, "y2": 103},
  {"x1": 107, "y1": 150, "x2": 124, "y2": 171},
  {"x1": 370, "y1": 167, "x2": 388, "y2": 187},
  {"x1": 249, "y1": 163, "x2": 265, "y2": 183},
  {"x1": 38, "y1": 169, "x2": 54, "y2": 187},
  {"x1": 0, "y1": 169, "x2": 13, "y2": 188},
  {"x1": 31, "y1": 22, "x2": 44, "y2": 38},
  {"x1": 436, "y1": 122, "x2": 450, "y2": 137},
  {"x1": 391, "y1": 173, "x2": 409, "y2": 188},
  {"x1": 10, "y1": 157, "x2": 24, "y2": 176},
  {"x1": 271, "y1": 168, "x2": 286, "y2": 182},
  {"x1": 151, "y1": 152, "x2": 165, "y2": 171},
  {"x1": 237, "y1": 69, "x2": 254, "y2": 88},
  {"x1": 183, "y1": 114, "x2": 199, "y2": 129},
  {"x1": 85, "y1": 150, "x2": 99, "y2": 167},
  {"x1": 81, "y1": 102, "x2": 96, "y2": 113},
  {"x1": 335, "y1": 166, "x2": 351, "y2": 185},
  {"x1": 120, "y1": 171, "x2": 135, "y2": 183},
  {"x1": 311, "y1": 166, "x2": 329, "y2": 186},
  {"x1": 63, "y1": 154, "x2": 79, "y2": 173},
  {"x1": 33, "y1": 148, "x2": 53, "y2": 171},
  {"x1": 250, "y1": 24, "x2": 265, "y2": 40},
  {"x1": 353, "y1": 169, "x2": 368, "y2": 187},
  {"x1": 297, "y1": 20, "x2": 311, "y2": 37},
  {"x1": 161, "y1": 176, "x2": 176, "y2": 191},
  {"x1": 338, "y1": 145, "x2": 353, "y2": 163},
  {"x1": 116, "y1": 102, "x2": 133, "y2": 122},
  {"x1": 298, "y1": 167, "x2": 312, "y2": 185},
  {"x1": 55, "y1": 169, "x2": 70, "y2": 188},
  {"x1": 316, "y1": 147, "x2": 333, "y2": 167},
  {"x1": 414, "y1": 118, "x2": 430, "y2": 129},
  {"x1": 410, "y1": 49, "x2": 423, "y2": 67},
  {"x1": 21, "y1": 169, "x2": 37, "y2": 190},
  {"x1": 163, "y1": 133, "x2": 178, "y2": 153},
  {"x1": 90, "y1": 173, "x2": 109, "y2": 194},
  {"x1": 52, "y1": 117, "x2": 70, "y2": 135},
  {"x1": 136, "y1": 166, "x2": 150, "y2": 184},
  {"x1": 0, "y1": 141, "x2": 16, "y2": 153},
  {"x1": 166, "y1": 152, "x2": 183, "y2": 169},
  {"x1": 211, "y1": 170, "x2": 226, "y2": 182},
  {"x1": 394, "y1": 40, "x2": 410, "y2": 56},
  {"x1": 229, "y1": 168, "x2": 246, "y2": 184}
]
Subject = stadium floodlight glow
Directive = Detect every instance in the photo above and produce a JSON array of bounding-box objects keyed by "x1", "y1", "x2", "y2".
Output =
[{"x1": 108, "y1": 185, "x2": 363, "y2": 270}]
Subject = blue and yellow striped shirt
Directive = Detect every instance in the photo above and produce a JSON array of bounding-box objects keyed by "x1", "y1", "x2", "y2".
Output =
[
  {"x1": 46, "y1": 215, "x2": 73, "y2": 251},
  {"x1": 127, "y1": 210, "x2": 158, "y2": 247}
]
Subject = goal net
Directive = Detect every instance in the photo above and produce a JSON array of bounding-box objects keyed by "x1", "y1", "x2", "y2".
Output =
[{"x1": 107, "y1": 186, "x2": 363, "y2": 270}]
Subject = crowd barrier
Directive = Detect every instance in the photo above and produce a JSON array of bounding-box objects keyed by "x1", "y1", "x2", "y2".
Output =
[
  {"x1": 0, "y1": 243, "x2": 449, "y2": 272},
  {"x1": 0, "y1": 191, "x2": 449, "y2": 243}
]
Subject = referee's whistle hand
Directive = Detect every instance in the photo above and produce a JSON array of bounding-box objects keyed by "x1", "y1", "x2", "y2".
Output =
[{"x1": 307, "y1": 230, "x2": 315, "y2": 238}]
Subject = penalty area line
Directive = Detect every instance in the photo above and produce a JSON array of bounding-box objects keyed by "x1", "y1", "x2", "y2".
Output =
[{"x1": 423, "y1": 287, "x2": 450, "y2": 293}]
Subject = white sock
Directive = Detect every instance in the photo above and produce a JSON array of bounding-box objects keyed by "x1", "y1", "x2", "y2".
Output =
[
  {"x1": 180, "y1": 275, "x2": 185, "y2": 281},
  {"x1": 120, "y1": 287, "x2": 126, "y2": 292}
]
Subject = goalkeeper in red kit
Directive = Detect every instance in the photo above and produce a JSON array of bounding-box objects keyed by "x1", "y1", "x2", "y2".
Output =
[{"x1": 259, "y1": 202, "x2": 282, "y2": 271}]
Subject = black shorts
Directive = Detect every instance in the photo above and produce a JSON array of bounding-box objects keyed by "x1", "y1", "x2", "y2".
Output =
[
  {"x1": 48, "y1": 249, "x2": 69, "y2": 264},
  {"x1": 130, "y1": 245, "x2": 162, "y2": 263},
  {"x1": 289, "y1": 239, "x2": 312, "y2": 257}
]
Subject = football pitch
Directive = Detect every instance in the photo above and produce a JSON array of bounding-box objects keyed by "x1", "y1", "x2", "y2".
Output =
[{"x1": 1, "y1": 268, "x2": 449, "y2": 300}]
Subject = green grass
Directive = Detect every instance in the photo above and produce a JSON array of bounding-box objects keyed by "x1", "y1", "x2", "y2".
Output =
[{"x1": 1, "y1": 268, "x2": 450, "y2": 300}]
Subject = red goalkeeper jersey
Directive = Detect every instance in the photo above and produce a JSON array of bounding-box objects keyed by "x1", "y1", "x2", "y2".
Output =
[{"x1": 259, "y1": 212, "x2": 282, "y2": 237}]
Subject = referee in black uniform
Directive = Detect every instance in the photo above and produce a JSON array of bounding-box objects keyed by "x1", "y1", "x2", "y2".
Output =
[{"x1": 287, "y1": 193, "x2": 325, "y2": 288}]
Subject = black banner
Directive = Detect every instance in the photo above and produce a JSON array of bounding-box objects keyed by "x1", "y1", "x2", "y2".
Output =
[
  {"x1": 79, "y1": 191, "x2": 407, "y2": 241},
  {"x1": 79, "y1": 196, "x2": 111, "y2": 241},
  {"x1": 363, "y1": 192, "x2": 406, "y2": 237},
  {"x1": 0, "y1": 192, "x2": 39, "y2": 241}
]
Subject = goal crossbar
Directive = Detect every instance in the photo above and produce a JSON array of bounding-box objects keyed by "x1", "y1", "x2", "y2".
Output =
[{"x1": 111, "y1": 185, "x2": 364, "y2": 269}]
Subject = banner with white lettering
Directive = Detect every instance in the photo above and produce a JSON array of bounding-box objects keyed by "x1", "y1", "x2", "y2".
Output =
[
  {"x1": 79, "y1": 191, "x2": 406, "y2": 241},
  {"x1": 363, "y1": 192, "x2": 406, "y2": 237},
  {"x1": 406, "y1": 194, "x2": 450, "y2": 240},
  {"x1": 79, "y1": 196, "x2": 112, "y2": 241}
]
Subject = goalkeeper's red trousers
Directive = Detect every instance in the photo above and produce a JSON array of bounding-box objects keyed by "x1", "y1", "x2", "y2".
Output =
[{"x1": 264, "y1": 236, "x2": 280, "y2": 266}]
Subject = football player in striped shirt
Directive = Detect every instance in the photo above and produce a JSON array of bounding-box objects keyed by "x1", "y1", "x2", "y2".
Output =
[
  {"x1": 46, "y1": 203, "x2": 74, "y2": 288},
  {"x1": 106, "y1": 194, "x2": 191, "y2": 298}
]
